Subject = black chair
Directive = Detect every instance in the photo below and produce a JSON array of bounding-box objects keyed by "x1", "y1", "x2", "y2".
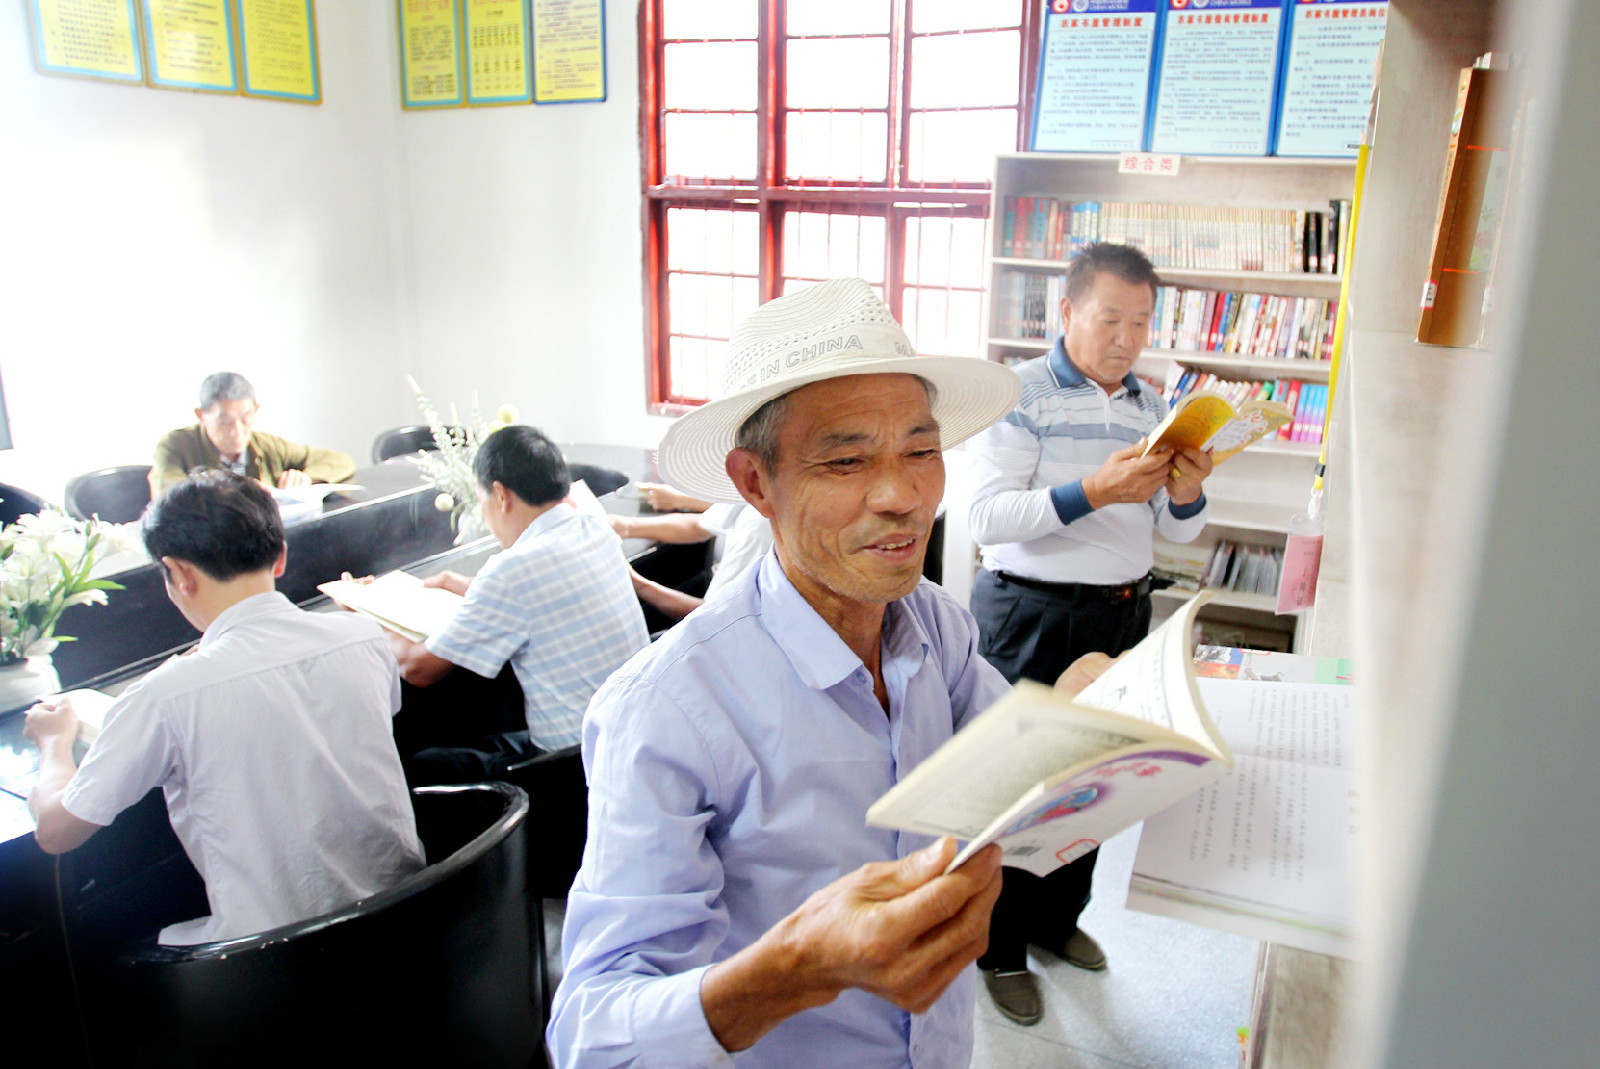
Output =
[
  {"x1": 372, "y1": 424, "x2": 446, "y2": 463},
  {"x1": 98, "y1": 783, "x2": 541, "y2": 1069},
  {"x1": 566, "y1": 461, "x2": 629, "y2": 497},
  {"x1": 501, "y1": 744, "x2": 588, "y2": 902},
  {"x1": 0, "y1": 481, "x2": 50, "y2": 526},
  {"x1": 63, "y1": 466, "x2": 153, "y2": 524}
]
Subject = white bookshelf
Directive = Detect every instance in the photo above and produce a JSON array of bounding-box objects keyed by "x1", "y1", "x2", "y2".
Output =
[{"x1": 986, "y1": 152, "x2": 1355, "y2": 650}]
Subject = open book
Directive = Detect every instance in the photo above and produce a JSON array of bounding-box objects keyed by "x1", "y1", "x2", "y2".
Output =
[
  {"x1": 1141, "y1": 392, "x2": 1292, "y2": 464},
  {"x1": 1128, "y1": 663, "x2": 1355, "y2": 957},
  {"x1": 317, "y1": 571, "x2": 465, "y2": 642},
  {"x1": 867, "y1": 595, "x2": 1231, "y2": 876}
]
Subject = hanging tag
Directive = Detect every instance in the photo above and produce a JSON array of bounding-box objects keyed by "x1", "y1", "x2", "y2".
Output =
[{"x1": 1276, "y1": 512, "x2": 1324, "y2": 614}]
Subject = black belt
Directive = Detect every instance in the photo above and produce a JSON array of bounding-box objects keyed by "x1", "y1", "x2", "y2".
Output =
[{"x1": 992, "y1": 570, "x2": 1152, "y2": 603}]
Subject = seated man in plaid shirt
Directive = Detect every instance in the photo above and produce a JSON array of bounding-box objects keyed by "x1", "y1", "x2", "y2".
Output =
[{"x1": 385, "y1": 425, "x2": 649, "y2": 782}]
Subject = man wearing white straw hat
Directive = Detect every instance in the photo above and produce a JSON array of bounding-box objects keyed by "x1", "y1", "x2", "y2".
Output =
[{"x1": 549, "y1": 279, "x2": 1088, "y2": 1069}]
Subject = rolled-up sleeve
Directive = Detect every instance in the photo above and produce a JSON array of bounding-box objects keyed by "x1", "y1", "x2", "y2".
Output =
[{"x1": 547, "y1": 675, "x2": 734, "y2": 1069}]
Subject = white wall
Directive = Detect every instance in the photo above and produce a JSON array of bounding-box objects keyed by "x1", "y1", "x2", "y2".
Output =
[
  {"x1": 0, "y1": 3, "x2": 421, "y2": 501},
  {"x1": 0, "y1": 2, "x2": 663, "y2": 508},
  {"x1": 396, "y1": 1, "x2": 671, "y2": 454}
]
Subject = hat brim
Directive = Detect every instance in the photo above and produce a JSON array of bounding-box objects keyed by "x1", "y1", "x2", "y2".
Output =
[{"x1": 658, "y1": 355, "x2": 1023, "y2": 503}]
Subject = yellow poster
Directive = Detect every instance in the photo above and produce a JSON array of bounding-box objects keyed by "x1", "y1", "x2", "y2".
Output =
[
  {"x1": 144, "y1": 0, "x2": 238, "y2": 92},
  {"x1": 237, "y1": 0, "x2": 320, "y2": 103},
  {"x1": 532, "y1": 0, "x2": 604, "y2": 104},
  {"x1": 30, "y1": 0, "x2": 143, "y2": 83},
  {"x1": 464, "y1": 0, "x2": 532, "y2": 105},
  {"x1": 398, "y1": 0, "x2": 464, "y2": 108}
]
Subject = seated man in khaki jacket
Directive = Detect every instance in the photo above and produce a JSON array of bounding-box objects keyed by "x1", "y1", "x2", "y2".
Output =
[{"x1": 151, "y1": 372, "x2": 355, "y2": 495}]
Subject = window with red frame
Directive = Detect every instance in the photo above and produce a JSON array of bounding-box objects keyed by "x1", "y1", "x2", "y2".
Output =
[{"x1": 642, "y1": 0, "x2": 1041, "y2": 411}]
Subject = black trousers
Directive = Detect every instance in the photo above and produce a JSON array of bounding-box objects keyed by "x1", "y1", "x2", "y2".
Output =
[
  {"x1": 970, "y1": 567, "x2": 1152, "y2": 971},
  {"x1": 392, "y1": 663, "x2": 534, "y2": 786}
]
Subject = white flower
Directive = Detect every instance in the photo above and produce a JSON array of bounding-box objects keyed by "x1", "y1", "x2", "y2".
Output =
[
  {"x1": 63, "y1": 589, "x2": 109, "y2": 609},
  {"x1": 497, "y1": 404, "x2": 519, "y2": 424},
  {"x1": 434, "y1": 493, "x2": 455, "y2": 512}
]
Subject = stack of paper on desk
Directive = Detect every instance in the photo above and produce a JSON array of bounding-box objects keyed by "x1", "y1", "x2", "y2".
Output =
[
  {"x1": 1127, "y1": 663, "x2": 1356, "y2": 958},
  {"x1": 317, "y1": 571, "x2": 465, "y2": 642}
]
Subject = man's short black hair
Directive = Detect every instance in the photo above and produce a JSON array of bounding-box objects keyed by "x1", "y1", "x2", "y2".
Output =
[
  {"x1": 142, "y1": 470, "x2": 284, "y2": 582},
  {"x1": 1064, "y1": 242, "x2": 1162, "y2": 304},
  {"x1": 475, "y1": 425, "x2": 569, "y2": 506}
]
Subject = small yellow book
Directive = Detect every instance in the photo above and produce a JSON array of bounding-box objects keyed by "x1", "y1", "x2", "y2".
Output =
[{"x1": 1141, "y1": 392, "x2": 1293, "y2": 464}]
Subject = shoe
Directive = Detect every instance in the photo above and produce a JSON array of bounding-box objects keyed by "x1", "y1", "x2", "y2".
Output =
[
  {"x1": 982, "y1": 968, "x2": 1043, "y2": 1026},
  {"x1": 1061, "y1": 928, "x2": 1107, "y2": 971}
]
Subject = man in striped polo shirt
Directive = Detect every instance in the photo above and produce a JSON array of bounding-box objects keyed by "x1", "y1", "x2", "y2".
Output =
[{"x1": 964, "y1": 243, "x2": 1215, "y2": 1025}]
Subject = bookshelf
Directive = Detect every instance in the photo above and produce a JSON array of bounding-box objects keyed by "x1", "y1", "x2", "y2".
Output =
[{"x1": 984, "y1": 152, "x2": 1355, "y2": 651}]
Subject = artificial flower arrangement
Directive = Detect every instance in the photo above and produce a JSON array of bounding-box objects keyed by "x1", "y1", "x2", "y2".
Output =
[
  {"x1": 405, "y1": 376, "x2": 519, "y2": 542},
  {"x1": 0, "y1": 510, "x2": 135, "y2": 665}
]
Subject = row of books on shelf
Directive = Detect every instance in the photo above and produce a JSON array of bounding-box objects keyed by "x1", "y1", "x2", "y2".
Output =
[
  {"x1": 1151, "y1": 286, "x2": 1334, "y2": 362},
  {"x1": 1155, "y1": 540, "x2": 1283, "y2": 598},
  {"x1": 1164, "y1": 370, "x2": 1328, "y2": 446},
  {"x1": 992, "y1": 275, "x2": 1337, "y2": 364},
  {"x1": 999, "y1": 197, "x2": 1351, "y2": 275},
  {"x1": 991, "y1": 270, "x2": 1066, "y2": 340}
]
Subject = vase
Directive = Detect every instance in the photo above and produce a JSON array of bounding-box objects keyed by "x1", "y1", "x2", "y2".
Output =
[{"x1": 0, "y1": 654, "x2": 61, "y2": 713}]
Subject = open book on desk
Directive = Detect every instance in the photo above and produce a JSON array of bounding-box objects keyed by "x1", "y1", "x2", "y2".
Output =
[
  {"x1": 867, "y1": 595, "x2": 1231, "y2": 877},
  {"x1": 317, "y1": 571, "x2": 464, "y2": 642}
]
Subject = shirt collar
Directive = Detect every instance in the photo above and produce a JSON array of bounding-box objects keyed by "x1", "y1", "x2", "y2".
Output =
[
  {"x1": 1049, "y1": 336, "x2": 1142, "y2": 395},
  {"x1": 513, "y1": 501, "x2": 576, "y2": 547},
  {"x1": 199, "y1": 590, "x2": 296, "y2": 648},
  {"x1": 755, "y1": 553, "x2": 931, "y2": 691}
]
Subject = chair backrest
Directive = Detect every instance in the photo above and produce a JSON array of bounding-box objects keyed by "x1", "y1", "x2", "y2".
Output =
[
  {"x1": 501, "y1": 743, "x2": 588, "y2": 901},
  {"x1": 63, "y1": 465, "x2": 153, "y2": 524},
  {"x1": 372, "y1": 425, "x2": 440, "y2": 463},
  {"x1": 0, "y1": 481, "x2": 51, "y2": 527},
  {"x1": 102, "y1": 783, "x2": 539, "y2": 1069},
  {"x1": 566, "y1": 461, "x2": 629, "y2": 497}
]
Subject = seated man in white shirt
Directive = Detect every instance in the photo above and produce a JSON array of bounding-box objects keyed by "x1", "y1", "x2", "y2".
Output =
[
  {"x1": 386, "y1": 425, "x2": 650, "y2": 783},
  {"x1": 608, "y1": 482, "x2": 774, "y2": 622},
  {"x1": 25, "y1": 471, "x2": 424, "y2": 945}
]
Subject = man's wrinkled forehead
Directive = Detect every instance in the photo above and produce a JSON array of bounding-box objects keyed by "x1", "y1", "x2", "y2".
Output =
[{"x1": 781, "y1": 373, "x2": 940, "y2": 442}]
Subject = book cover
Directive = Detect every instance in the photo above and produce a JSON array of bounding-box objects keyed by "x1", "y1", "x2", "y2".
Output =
[
  {"x1": 1142, "y1": 391, "x2": 1293, "y2": 464},
  {"x1": 1418, "y1": 66, "x2": 1514, "y2": 346}
]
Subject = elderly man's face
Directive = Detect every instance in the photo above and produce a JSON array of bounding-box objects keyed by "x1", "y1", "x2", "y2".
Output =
[
  {"x1": 196, "y1": 399, "x2": 258, "y2": 459},
  {"x1": 744, "y1": 373, "x2": 943, "y2": 623}
]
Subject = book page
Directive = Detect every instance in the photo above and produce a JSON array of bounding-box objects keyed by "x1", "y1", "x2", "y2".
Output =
[
  {"x1": 1129, "y1": 680, "x2": 1355, "y2": 956},
  {"x1": 1072, "y1": 593, "x2": 1224, "y2": 756},
  {"x1": 866, "y1": 690, "x2": 1149, "y2": 841},
  {"x1": 318, "y1": 571, "x2": 465, "y2": 640}
]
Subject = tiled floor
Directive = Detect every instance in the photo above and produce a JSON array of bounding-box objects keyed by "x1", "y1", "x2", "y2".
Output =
[
  {"x1": 971, "y1": 824, "x2": 1257, "y2": 1069},
  {"x1": 544, "y1": 824, "x2": 1258, "y2": 1068}
]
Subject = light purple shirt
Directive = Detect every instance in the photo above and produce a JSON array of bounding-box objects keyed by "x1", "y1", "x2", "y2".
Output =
[{"x1": 548, "y1": 553, "x2": 1010, "y2": 1069}]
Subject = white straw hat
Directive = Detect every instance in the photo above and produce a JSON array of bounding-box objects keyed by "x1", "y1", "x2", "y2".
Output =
[{"x1": 658, "y1": 278, "x2": 1022, "y2": 502}]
